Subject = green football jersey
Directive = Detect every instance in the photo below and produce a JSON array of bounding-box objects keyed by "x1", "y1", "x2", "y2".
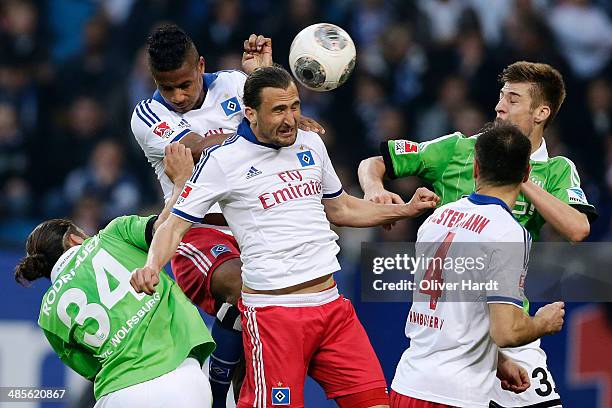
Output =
[
  {"x1": 37, "y1": 215, "x2": 215, "y2": 399},
  {"x1": 381, "y1": 133, "x2": 597, "y2": 241}
]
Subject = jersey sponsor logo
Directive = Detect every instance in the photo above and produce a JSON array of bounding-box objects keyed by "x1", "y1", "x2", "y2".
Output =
[
  {"x1": 567, "y1": 187, "x2": 587, "y2": 204},
  {"x1": 180, "y1": 186, "x2": 192, "y2": 199},
  {"x1": 221, "y1": 96, "x2": 241, "y2": 116},
  {"x1": 258, "y1": 179, "x2": 322, "y2": 209},
  {"x1": 210, "y1": 244, "x2": 231, "y2": 258},
  {"x1": 271, "y1": 387, "x2": 290, "y2": 405},
  {"x1": 395, "y1": 141, "x2": 419, "y2": 155},
  {"x1": 153, "y1": 121, "x2": 173, "y2": 138},
  {"x1": 296, "y1": 151, "x2": 315, "y2": 167},
  {"x1": 246, "y1": 166, "x2": 262, "y2": 179}
]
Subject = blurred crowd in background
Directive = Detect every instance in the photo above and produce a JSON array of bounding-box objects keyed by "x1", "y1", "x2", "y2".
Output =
[{"x1": 1, "y1": 0, "x2": 611, "y2": 249}]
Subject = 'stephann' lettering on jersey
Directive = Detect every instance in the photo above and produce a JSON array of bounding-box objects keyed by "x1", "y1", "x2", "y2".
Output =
[
  {"x1": 258, "y1": 170, "x2": 322, "y2": 209},
  {"x1": 41, "y1": 236, "x2": 101, "y2": 316},
  {"x1": 430, "y1": 208, "x2": 491, "y2": 234},
  {"x1": 395, "y1": 141, "x2": 419, "y2": 155}
]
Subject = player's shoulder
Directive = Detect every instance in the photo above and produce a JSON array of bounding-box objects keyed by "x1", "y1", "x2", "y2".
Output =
[
  {"x1": 207, "y1": 70, "x2": 247, "y2": 89},
  {"x1": 546, "y1": 154, "x2": 577, "y2": 171},
  {"x1": 297, "y1": 129, "x2": 324, "y2": 146}
]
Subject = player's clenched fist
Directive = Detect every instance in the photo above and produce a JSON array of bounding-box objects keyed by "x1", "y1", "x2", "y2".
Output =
[
  {"x1": 242, "y1": 33, "x2": 272, "y2": 73},
  {"x1": 535, "y1": 301, "x2": 565, "y2": 334},
  {"x1": 164, "y1": 142, "x2": 194, "y2": 184},
  {"x1": 131, "y1": 265, "x2": 160, "y2": 295},
  {"x1": 404, "y1": 187, "x2": 440, "y2": 217}
]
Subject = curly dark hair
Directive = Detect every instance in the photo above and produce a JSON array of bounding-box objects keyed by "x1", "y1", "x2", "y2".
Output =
[{"x1": 146, "y1": 24, "x2": 198, "y2": 72}]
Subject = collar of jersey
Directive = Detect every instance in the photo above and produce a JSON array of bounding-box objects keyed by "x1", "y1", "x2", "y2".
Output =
[
  {"x1": 237, "y1": 119, "x2": 282, "y2": 150},
  {"x1": 151, "y1": 73, "x2": 218, "y2": 112},
  {"x1": 467, "y1": 192, "x2": 512, "y2": 214},
  {"x1": 50, "y1": 245, "x2": 82, "y2": 283},
  {"x1": 530, "y1": 138, "x2": 548, "y2": 162}
]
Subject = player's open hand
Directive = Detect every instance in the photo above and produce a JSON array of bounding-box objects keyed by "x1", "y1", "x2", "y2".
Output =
[
  {"x1": 130, "y1": 265, "x2": 160, "y2": 295},
  {"x1": 298, "y1": 115, "x2": 326, "y2": 135},
  {"x1": 404, "y1": 187, "x2": 439, "y2": 217},
  {"x1": 535, "y1": 301, "x2": 565, "y2": 335},
  {"x1": 242, "y1": 34, "x2": 272, "y2": 74},
  {"x1": 497, "y1": 356, "x2": 530, "y2": 393},
  {"x1": 164, "y1": 143, "x2": 194, "y2": 184}
]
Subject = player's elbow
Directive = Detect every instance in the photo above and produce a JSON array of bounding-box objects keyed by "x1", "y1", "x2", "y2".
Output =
[
  {"x1": 567, "y1": 218, "x2": 590, "y2": 243},
  {"x1": 490, "y1": 323, "x2": 524, "y2": 348}
]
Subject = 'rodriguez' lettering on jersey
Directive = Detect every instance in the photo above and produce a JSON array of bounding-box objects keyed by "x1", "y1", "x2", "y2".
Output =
[{"x1": 172, "y1": 119, "x2": 344, "y2": 290}]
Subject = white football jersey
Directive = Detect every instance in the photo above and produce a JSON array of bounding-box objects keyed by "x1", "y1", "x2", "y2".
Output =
[
  {"x1": 131, "y1": 70, "x2": 247, "y2": 225},
  {"x1": 392, "y1": 194, "x2": 531, "y2": 407},
  {"x1": 172, "y1": 119, "x2": 344, "y2": 290}
]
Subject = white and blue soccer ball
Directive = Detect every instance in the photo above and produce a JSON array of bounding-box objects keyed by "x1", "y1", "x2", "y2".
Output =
[{"x1": 289, "y1": 23, "x2": 356, "y2": 92}]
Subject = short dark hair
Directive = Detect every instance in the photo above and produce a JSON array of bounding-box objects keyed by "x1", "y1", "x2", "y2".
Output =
[
  {"x1": 146, "y1": 24, "x2": 197, "y2": 72},
  {"x1": 243, "y1": 65, "x2": 295, "y2": 110},
  {"x1": 475, "y1": 123, "x2": 531, "y2": 187},
  {"x1": 499, "y1": 61, "x2": 566, "y2": 129},
  {"x1": 14, "y1": 219, "x2": 80, "y2": 286}
]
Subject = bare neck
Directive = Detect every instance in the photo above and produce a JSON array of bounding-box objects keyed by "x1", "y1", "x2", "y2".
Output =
[{"x1": 475, "y1": 184, "x2": 521, "y2": 211}]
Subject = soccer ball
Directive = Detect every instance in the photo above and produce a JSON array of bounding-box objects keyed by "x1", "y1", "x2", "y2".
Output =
[{"x1": 289, "y1": 23, "x2": 356, "y2": 92}]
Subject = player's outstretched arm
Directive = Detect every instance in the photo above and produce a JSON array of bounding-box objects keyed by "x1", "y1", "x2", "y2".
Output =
[
  {"x1": 322, "y1": 188, "x2": 438, "y2": 227},
  {"x1": 358, "y1": 156, "x2": 404, "y2": 204},
  {"x1": 154, "y1": 143, "x2": 194, "y2": 231},
  {"x1": 131, "y1": 215, "x2": 192, "y2": 295},
  {"x1": 489, "y1": 302, "x2": 565, "y2": 348},
  {"x1": 521, "y1": 180, "x2": 589, "y2": 242},
  {"x1": 496, "y1": 351, "x2": 530, "y2": 394}
]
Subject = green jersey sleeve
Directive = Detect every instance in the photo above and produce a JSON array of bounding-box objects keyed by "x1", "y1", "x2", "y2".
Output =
[
  {"x1": 380, "y1": 133, "x2": 462, "y2": 183},
  {"x1": 101, "y1": 215, "x2": 157, "y2": 251},
  {"x1": 43, "y1": 329, "x2": 100, "y2": 381},
  {"x1": 546, "y1": 157, "x2": 598, "y2": 222}
]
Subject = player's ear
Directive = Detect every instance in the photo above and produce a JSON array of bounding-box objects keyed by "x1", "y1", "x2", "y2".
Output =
[
  {"x1": 244, "y1": 106, "x2": 257, "y2": 126},
  {"x1": 533, "y1": 105, "x2": 550, "y2": 126},
  {"x1": 197, "y1": 56, "x2": 205, "y2": 75},
  {"x1": 522, "y1": 163, "x2": 531, "y2": 183},
  {"x1": 67, "y1": 233, "x2": 85, "y2": 247}
]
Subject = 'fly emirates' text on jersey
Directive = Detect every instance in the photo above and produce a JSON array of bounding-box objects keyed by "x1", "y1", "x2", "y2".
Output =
[
  {"x1": 392, "y1": 193, "x2": 531, "y2": 407},
  {"x1": 131, "y1": 70, "x2": 246, "y2": 231},
  {"x1": 172, "y1": 119, "x2": 344, "y2": 290}
]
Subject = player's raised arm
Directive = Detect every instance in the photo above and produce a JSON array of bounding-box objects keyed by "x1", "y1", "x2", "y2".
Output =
[
  {"x1": 323, "y1": 187, "x2": 438, "y2": 227},
  {"x1": 358, "y1": 156, "x2": 404, "y2": 204},
  {"x1": 153, "y1": 143, "x2": 194, "y2": 231},
  {"x1": 242, "y1": 34, "x2": 273, "y2": 74}
]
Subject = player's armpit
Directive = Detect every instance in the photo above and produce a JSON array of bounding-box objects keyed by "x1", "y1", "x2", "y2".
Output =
[{"x1": 180, "y1": 132, "x2": 232, "y2": 160}]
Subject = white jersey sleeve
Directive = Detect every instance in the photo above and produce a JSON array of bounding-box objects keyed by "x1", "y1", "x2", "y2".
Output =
[
  {"x1": 485, "y1": 228, "x2": 531, "y2": 309},
  {"x1": 131, "y1": 99, "x2": 193, "y2": 161},
  {"x1": 171, "y1": 148, "x2": 230, "y2": 223},
  {"x1": 308, "y1": 133, "x2": 343, "y2": 198}
]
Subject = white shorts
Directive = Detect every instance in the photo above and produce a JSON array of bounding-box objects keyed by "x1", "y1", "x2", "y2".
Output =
[
  {"x1": 489, "y1": 341, "x2": 562, "y2": 407},
  {"x1": 94, "y1": 358, "x2": 212, "y2": 408}
]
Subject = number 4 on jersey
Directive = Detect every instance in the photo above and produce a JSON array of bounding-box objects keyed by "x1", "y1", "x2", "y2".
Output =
[{"x1": 420, "y1": 232, "x2": 455, "y2": 310}]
